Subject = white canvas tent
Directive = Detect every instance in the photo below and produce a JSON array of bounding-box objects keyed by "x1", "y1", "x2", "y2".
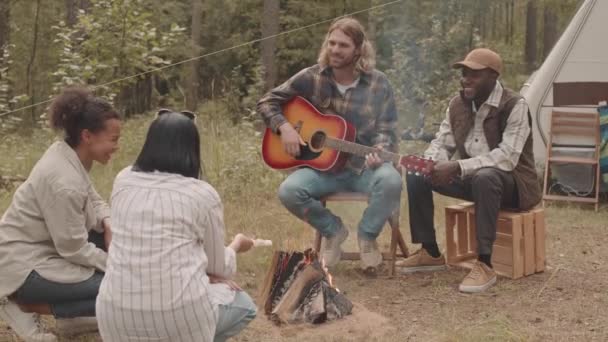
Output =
[{"x1": 521, "y1": 0, "x2": 608, "y2": 193}]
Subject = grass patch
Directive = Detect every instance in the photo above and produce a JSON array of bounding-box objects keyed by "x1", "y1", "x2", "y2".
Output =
[{"x1": 2, "y1": 102, "x2": 608, "y2": 341}]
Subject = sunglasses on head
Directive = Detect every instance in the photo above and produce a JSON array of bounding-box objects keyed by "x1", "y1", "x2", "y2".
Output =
[{"x1": 156, "y1": 108, "x2": 196, "y2": 120}]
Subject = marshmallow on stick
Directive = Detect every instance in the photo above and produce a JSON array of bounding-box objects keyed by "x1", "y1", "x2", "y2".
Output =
[{"x1": 253, "y1": 239, "x2": 273, "y2": 247}]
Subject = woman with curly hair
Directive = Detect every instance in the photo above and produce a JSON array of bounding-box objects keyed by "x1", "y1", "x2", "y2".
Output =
[{"x1": 0, "y1": 86, "x2": 121, "y2": 341}]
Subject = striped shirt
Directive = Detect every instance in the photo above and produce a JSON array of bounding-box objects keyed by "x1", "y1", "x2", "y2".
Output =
[
  {"x1": 257, "y1": 64, "x2": 399, "y2": 171},
  {"x1": 424, "y1": 81, "x2": 531, "y2": 177},
  {"x1": 96, "y1": 167, "x2": 237, "y2": 342}
]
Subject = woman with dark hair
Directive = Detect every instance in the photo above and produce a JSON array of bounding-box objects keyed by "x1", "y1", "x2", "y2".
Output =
[
  {"x1": 0, "y1": 86, "x2": 121, "y2": 341},
  {"x1": 97, "y1": 110, "x2": 257, "y2": 342}
]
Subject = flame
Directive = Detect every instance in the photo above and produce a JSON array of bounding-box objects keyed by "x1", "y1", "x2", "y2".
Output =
[
  {"x1": 320, "y1": 257, "x2": 339, "y2": 292},
  {"x1": 303, "y1": 254, "x2": 313, "y2": 266}
]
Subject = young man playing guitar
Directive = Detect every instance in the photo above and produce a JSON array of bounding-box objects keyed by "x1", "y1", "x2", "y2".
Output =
[{"x1": 257, "y1": 17, "x2": 401, "y2": 274}]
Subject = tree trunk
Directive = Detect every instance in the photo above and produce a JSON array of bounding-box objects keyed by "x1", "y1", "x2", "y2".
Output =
[
  {"x1": 504, "y1": 0, "x2": 515, "y2": 44},
  {"x1": 509, "y1": 0, "x2": 515, "y2": 45},
  {"x1": 504, "y1": 2, "x2": 510, "y2": 43},
  {"x1": 66, "y1": 0, "x2": 78, "y2": 27},
  {"x1": 116, "y1": 75, "x2": 153, "y2": 117},
  {"x1": 491, "y1": 2, "x2": 497, "y2": 40},
  {"x1": 478, "y1": 0, "x2": 486, "y2": 41},
  {"x1": 367, "y1": 0, "x2": 376, "y2": 43},
  {"x1": 66, "y1": 0, "x2": 91, "y2": 26},
  {"x1": 186, "y1": 0, "x2": 202, "y2": 111},
  {"x1": 524, "y1": 0, "x2": 537, "y2": 73},
  {"x1": 0, "y1": 0, "x2": 9, "y2": 50},
  {"x1": 26, "y1": 0, "x2": 42, "y2": 124},
  {"x1": 542, "y1": 5, "x2": 558, "y2": 60},
  {"x1": 0, "y1": 0, "x2": 10, "y2": 113},
  {"x1": 261, "y1": 0, "x2": 279, "y2": 91}
]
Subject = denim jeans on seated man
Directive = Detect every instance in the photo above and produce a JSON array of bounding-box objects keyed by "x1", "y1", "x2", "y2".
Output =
[{"x1": 277, "y1": 163, "x2": 402, "y2": 269}]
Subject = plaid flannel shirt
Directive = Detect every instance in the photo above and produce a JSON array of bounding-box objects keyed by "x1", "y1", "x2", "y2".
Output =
[
  {"x1": 425, "y1": 81, "x2": 531, "y2": 177},
  {"x1": 257, "y1": 64, "x2": 398, "y2": 172}
]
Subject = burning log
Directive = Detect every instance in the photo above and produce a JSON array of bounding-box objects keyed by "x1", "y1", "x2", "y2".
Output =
[{"x1": 259, "y1": 249, "x2": 353, "y2": 325}]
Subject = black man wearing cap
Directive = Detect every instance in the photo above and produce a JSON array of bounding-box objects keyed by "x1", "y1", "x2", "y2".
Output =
[{"x1": 397, "y1": 48, "x2": 541, "y2": 293}]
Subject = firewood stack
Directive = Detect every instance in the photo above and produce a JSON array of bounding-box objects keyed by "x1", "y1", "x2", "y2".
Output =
[{"x1": 259, "y1": 248, "x2": 353, "y2": 325}]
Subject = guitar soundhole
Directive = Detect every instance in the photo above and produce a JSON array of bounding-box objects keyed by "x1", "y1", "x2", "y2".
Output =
[{"x1": 309, "y1": 131, "x2": 327, "y2": 152}]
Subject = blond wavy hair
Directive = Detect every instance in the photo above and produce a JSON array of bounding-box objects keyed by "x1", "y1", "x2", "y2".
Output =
[{"x1": 317, "y1": 17, "x2": 376, "y2": 73}]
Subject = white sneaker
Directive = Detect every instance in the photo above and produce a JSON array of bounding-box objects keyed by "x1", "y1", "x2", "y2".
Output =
[
  {"x1": 0, "y1": 298, "x2": 57, "y2": 342},
  {"x1": 55, "y1": 316, "x2": 99, "y2": 336},
  {"x1": 321, "y1": 223, "x2": 349, "y2": 267}
]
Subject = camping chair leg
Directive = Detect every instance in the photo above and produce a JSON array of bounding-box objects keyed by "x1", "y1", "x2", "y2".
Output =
[
  {"x1": 389, "y1": 225, "x2": 398, "y2": 277},
  {"x1": 387, "y1": 210, "x2": 408, "y2": 277},
  {"x1": 391, "y1": 213, "x2": 409, "y2": 258}
]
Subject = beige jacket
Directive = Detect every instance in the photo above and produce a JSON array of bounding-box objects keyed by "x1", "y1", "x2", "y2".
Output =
[{"x1": 0, "y1": 140, "x2": 109, "y2": 298}]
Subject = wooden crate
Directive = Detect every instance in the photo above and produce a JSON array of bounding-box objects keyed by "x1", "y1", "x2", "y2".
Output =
[{"x1": 445, "y1": 202, "x2": 546, "y2": 279}]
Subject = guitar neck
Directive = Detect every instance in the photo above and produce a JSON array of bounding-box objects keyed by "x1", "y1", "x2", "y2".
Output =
[{"x1": 325, "y1": 137, "x2": 401, "y2": 163}]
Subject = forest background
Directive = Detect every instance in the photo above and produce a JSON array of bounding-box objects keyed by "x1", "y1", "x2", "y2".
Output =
[
  {"x1": 5, "y1": 2, "x2": 608, "y2": 341},
  {"x1": 0, "y1": 0, "x2": 581, "y2": 132}
]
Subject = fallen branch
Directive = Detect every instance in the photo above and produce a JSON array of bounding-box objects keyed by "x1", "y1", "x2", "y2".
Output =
[
  {"x1": 536, "y1": 266, "x2": 561, "y2": 299},
  {"x1": 1, "y1": 176, "x2": 26, "y2": 182},
  {"x1": 0, "y1": 175, "x2": 26, "y2": 191}
]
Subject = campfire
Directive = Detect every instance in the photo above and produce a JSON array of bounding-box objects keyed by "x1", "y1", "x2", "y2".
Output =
[{"x1": 259, "y1": 248, "x2": 353, "y2": 325}]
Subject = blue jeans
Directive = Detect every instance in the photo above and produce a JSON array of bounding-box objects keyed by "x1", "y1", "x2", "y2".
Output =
[
  {"x1": 13, "y1": 270, "x2": 102, "y2": 318},
  {"x1": 277, "y1": 163, "x2": 402, "y2": 240},
  {"x1": 214, "y1": 291, "x2": 257, "y2": 342},
  {"x1": 11, "y1": 231, "x2": 105, "y2": 318}
]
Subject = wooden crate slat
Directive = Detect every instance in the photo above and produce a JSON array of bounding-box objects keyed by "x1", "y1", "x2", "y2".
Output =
[
  {"x1": 494, "y1": 232, "x2": 512, "y2": 248},
  {"x1": 457, "y1": 212, "x2": 468, "y2": 255},
  {"x1": 445, "y1": 207, "x2": 457, "y2": 262},
  {"x1": 445, "y1": 204, "x2": 545, "y2": 280},
  {"x1": 492, "y1": 245, "x2": 513, "y2": 266},
  {"x1": 523, "y1": 213, "x2": 536, "y2": 276},
  {"x1": 496, "y1": 218, "x2": 511, "y2": 234},
  {"x1": 511, "y1": 215, "x2": 524, "y2": 279},
  {"x1": 467, "y1": 212, "x2": 477, "y2": 254}
]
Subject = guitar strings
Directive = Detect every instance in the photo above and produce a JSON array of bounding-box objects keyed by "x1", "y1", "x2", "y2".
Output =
[{"x1": 0, "y1": 0, "x2": 403, "y2": 119}]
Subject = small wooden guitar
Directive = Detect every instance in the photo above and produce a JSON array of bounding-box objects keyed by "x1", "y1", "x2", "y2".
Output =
[{"x1": 262, "y1": 96, "x2": 434, "y2": 176}]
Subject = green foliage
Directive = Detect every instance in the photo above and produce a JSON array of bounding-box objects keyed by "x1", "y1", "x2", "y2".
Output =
[
  {"x1": 384, "y1": 1, "x2": 476, "y2": 126},
  {"x1": 0, "y1": 100, "x2": 283, "y2": 214},
  {"x1": 0, "y1": 0, "x2": 583, "y2": 130},
  {"x1": 51, "y1": 0, "x2": 185, "y2": 104},
  {"x1": 0, "y1": 44, "x2": 31, "y2": 132},
  {"x1": 192, "y1": 99, "x2": 283, "y2": 198}
]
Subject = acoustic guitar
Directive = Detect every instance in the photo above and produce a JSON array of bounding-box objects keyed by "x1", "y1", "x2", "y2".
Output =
[{"x1": 262, "y1": 96, "x2": 434, "y2": 176}]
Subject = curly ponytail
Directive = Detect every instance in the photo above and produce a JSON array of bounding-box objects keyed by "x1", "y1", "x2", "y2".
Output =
[{"x1": 48, "y1": 86, "x2": 119, "y2": 147}]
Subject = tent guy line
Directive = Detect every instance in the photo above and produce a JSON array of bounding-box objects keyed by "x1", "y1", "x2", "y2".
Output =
[{"x1": 0, "y1": 0, "x2": 402, "y2": 119}]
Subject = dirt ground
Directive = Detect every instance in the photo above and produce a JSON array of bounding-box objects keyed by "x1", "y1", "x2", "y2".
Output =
[
  {"x1": 1, "y1": 202, "x2": 607, "y2": 342},
  {"x1": 232, "y1": 203, "x2": 608, "y2": 342}
]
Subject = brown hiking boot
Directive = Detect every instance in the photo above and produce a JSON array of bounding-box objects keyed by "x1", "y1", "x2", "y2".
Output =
[
  {"x1": 459, "y1": 261, "x2": 497, "y2": 293},
  {"x1": 395, "y1": 248, "x2": 446, "y2": 274}
]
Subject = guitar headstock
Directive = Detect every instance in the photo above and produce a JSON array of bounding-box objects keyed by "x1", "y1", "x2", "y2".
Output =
[{"x1": 399, "y1": 155, "x2": 434, "y2": 177}]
